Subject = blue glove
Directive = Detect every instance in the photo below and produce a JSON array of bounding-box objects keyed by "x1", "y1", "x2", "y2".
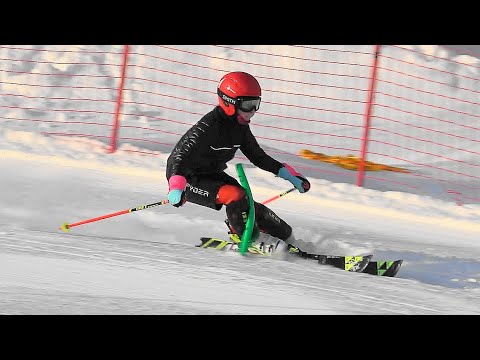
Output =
[
  {"x1": 168, "y1": 189, "x2": 185, "y2": 207},
  {"x1": 277, "y1": 163, "x2": 310, "y2": 193},
  {"x1": 168, "y1": 175, "x2": 187, "y2": 207}
]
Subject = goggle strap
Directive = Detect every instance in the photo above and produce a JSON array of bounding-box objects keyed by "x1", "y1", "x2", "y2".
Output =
[{"x1": 217, "y1": 88, "x2": 236, "y2": 106}]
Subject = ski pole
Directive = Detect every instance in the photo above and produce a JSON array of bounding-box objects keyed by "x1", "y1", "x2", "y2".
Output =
[
  {"x1": 60, "y1": 187, "x2": 296, "y2": 233},
  {"x1": 59, "y1": 199, "x2": 170, "y2": 232},
  {"x1": 261, "y1": 187, "x2": 297, "y2": 205}
]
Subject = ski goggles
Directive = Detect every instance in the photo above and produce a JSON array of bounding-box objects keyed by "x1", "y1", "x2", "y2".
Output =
[
  {"x1": 218, "y1": 89, "x2": 261, "y2": 112},
  {"x1": 237, "y1": 97, "x2": 261, "y2": 112}
]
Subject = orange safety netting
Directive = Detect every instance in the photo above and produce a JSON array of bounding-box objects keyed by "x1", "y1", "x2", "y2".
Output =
[{"x1": 299, "y1": 149, "x2": 410, "y2": 173}]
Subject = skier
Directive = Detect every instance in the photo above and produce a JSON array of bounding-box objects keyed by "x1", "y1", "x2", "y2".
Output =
[{"x1": 166, "y1": 71, "x2": 310, "y2": 250}]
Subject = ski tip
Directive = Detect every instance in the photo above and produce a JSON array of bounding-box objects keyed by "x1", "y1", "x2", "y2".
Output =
[
  {"x1": 197, "y1": 237, "x2": 213, "y2": 247},
  {"x1": 364, "y1": 259, "x2": 403, "y2": 277},
  {"x1": 59, "y1": 222, "x2": 70, "y2": 232}
]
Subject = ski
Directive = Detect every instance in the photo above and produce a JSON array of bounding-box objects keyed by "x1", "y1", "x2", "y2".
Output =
[
  {"x1": 293, "y1": 245, "x2": 402, "y2": 277},
  {"x1": 363, "y1": 259, "x2": 403, "y2": 277},
  {"x1": 286, "y1": 244, "x2": 372, "y2": 272},
  {"x1": 198, "y1": 167, "x2": 402, "y2": 276},
  {"x1": 198, "y1": 236, "x2": 373, "y2": 274}
]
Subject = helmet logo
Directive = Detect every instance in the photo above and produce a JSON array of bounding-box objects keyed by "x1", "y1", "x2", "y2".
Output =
[
  {"x1": 226, "y1": 85, "x2": 236, "y2": 94},
  {"x1": 221, "y1": 94, "x2": 236, "y2": 105}
]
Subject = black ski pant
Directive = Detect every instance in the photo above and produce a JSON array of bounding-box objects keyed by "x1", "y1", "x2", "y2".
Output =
[{"x1": 183, "y1": 171, "x2": 292, "y2": 241}]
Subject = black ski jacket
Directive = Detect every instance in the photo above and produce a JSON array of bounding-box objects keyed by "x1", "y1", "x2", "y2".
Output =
[{"x1": 166, "y1": 106, "x2": 283, "y2": 180}]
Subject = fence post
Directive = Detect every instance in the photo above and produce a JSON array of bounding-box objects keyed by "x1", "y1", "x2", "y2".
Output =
[
  {"x1": 357, "y1": 44, "x2": 381, "y2": 187},
  {"x1": 108, "y1": 45, "x2": 130, "y2": 153}
]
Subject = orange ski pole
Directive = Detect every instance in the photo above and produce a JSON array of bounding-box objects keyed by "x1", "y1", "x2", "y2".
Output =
[
  {"x1": 60, "y1": 188, "x2": 296, "y2": 233},
  {"x1": 59, "y1": 199, "x2": 170, "y2": 232},
  {"x1": 261, "y1": 187, "x2": 297, "y2": 205}
]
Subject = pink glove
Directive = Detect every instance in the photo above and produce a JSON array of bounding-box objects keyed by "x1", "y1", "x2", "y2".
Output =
[{"x1": 168, "y1": 175, "x2": 187, "y2": 207}]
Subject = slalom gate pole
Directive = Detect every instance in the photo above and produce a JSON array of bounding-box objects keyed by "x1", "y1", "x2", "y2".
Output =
[
  {"x1": 236, "y1": 163, "x2": 298, "y2": 254},
  {"x1": 59, "y1": 199, "x2": 170, "y2": 232},
  {"x1": 261, "y1": 187, "x2": 297, "y2": 205},
  {"x1": 236, "y1": 164, "x2": 255, "y2": 254}
]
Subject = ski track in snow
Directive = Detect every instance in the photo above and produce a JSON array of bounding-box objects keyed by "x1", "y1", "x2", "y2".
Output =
[
  {"x1": 0, "y1": 229, "x2": 479, "y2": 314},
  {"x1": 1, "y1": 145, "x2": 480, "y2": 314}
]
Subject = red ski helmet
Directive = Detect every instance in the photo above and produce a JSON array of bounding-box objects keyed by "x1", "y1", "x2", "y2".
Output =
[{"x1": 217, "y1": 72, "x2": 262, "y2": 116}]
